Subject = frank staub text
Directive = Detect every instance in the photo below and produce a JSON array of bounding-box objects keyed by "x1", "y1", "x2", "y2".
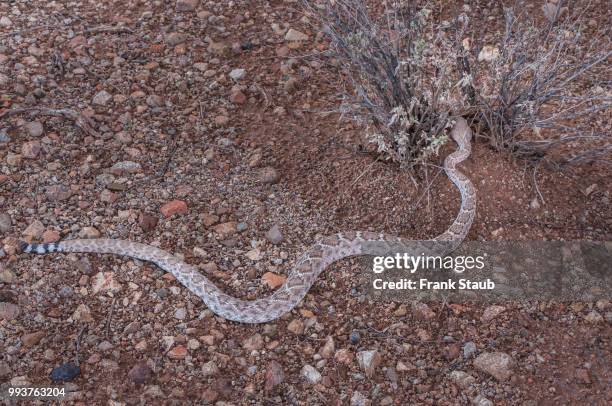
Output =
[{"x1": 371, "y1": 253, "x2": 495, "y2": 291}]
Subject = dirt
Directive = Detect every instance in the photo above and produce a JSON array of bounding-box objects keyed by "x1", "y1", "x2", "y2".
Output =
[{"x1": 0, "y1": 0, "x2": 610, "y2": 405}]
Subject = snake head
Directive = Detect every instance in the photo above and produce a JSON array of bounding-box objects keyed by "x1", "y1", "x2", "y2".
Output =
[{"x1": 450, "y1": 118, "x2": 472, "y2": 143}]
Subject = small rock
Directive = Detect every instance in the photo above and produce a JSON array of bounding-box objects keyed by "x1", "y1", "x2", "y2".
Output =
[
  {"x1": 473, "y1": 352, "x2": 514, "y2": 381},
  {"x1": 0, "y1": 302, "x2": 20, "y2": 320},
  {"x1": 0, "y1": 269, "x2": 15, "y2": 283},
  {"x1": 176, "y1": 0, "x2": 199, "y2": 12},
  {"x1": 201, "y1": 360, "x2": 219, "y2": 377},
  {"x1": 91, "y1": 271, "x2": 121, "y2": 293},
  {"x1": 0, "y1": 362, "x2": 10, "y2": 377},
  {"x1": 42, "y1": 230, "x2": 60, "y2": 243},
  {"x1": 261, "y1": 272, "x2": 286, "y2": 289},
  {"x1": 213, "y1": 222, "x2": 237, "y2": 237},
  {"x1": 92, "y1": 90, "x2": 113, "y2": 106},
  {"x1": 481, "y1": 305, "x2": 506, "y2": 322},
  {"x1": 139, "y1": 213, "x2": 159, "y2": 232},
  {"x1": 357, "y1": 350, "x2": 381, "y2": 378},
  {"x1": 230, "y1": 88, "x2": 247, "y2": 104},
  {"x1": 463, "y1": 341, "x2": 477, "y2": 359},
  {"x1": 0, "y1": 213, "x2": 11, "y2": 232},
  {"x1": 187, "y1": 339, "x2": 200, "y2": 350},
  {"x1": 72, "y1": 304, "x2": 94, "y2": 322},
  {"x1": 45, "y1": 185, "x2": 72, "y2": 201},
  {"x1": 450, "y1": 370, "x2": 476, "y2": 388},
  {"x1": 301, "y1": 364, "x2": 321, "y2": 384},
  {"x1": 160, "y1": 200, "x2": 188, "y2": 217},
  {"x1": 350, "y1": 330, "x2": 360, "y2": 345},
  {"x1": 50, "y1": 363, "x2": 80, "y2": 382},
  {"x1": 22, "y1": 141, "x2": 41, "y2": 159},
  {"x1": 319, "y1": 336, "x2": 335, "y2": 359},
  {"x1": 245, "y1": 248, "x2": 262, "y2": 261},
  {"x1": 287, "y1": 319, "x2": 304, "y2": 335},
  {"x1": 98, "y1": 341, "x2": 113, "y2": 351},
  {"x1": 584, "y1": 310, "x2": 603, "y2": 323},
  {"x1": 229, "y1": 68, "x2": 246, "y2": 81},
  {"x1": 80, "y1": 226, "x2": 101, "y2": 238},
  {"x1": 110, "y1": 161, "x2": 141, "y2": 175},
  {"x1": 128, "y1": 362, "x2": 153, "y2": 384},
  {"x1": 167, "y1": 345, "x2": 188, "y2": 359},
  {"x1": 174, "y1": 308, "x2": 187, "y2": 320},
  {"x1": 25, "y1": 121, "x2": 44, "y2": 137},
  {"x1": 285, "y1": 28, "x2": 309, "y2": 42},
  {"x1": 334, "y1": 349, "x2": 354, "y2": 364},
  {"x1": 473, "y1": 395, "x2": 494, "y2": 406},
  {"x1": 0, "y1": 16, "x2": 12, "y2": 28},
  {"x1": 260, "y1": 167, "x2": 279, "y2": 184},
  {"x1": 529, "y1": 197, "x2": 541, "y2": 210},
  {"x1": 242, "y1": 334, "x2": 264, "y2": 351},
  {"x1": 22, "y1": 331, "x2": 46, "y2": 347},
  {"x1": 350, "y1": 391, "x2": 370, "y2": 406},
  {"x1": 23, "y1": 220, "x2": 45, "y2": 239},
  {"x1": 265, "y1": 225, "x2": 284, "y2": 244},
  {"x1": 166, "y1": 32, "x2": 187, "y2": 46},
  {"x1": 265, "y1": 360, "x2": 284, "y2": 391}
]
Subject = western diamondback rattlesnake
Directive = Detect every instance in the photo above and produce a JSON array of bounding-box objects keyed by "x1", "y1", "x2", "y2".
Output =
[{"x1": 19, "y1": 118, "x2": 475, "y2": 323}]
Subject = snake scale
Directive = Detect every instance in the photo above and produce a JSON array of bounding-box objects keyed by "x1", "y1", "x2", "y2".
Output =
[{"x1": 19, "y1": 118, "x2": 475, "y2": 323}]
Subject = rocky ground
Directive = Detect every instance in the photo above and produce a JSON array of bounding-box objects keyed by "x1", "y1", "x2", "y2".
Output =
[{"x1": 0, "y1": 0, "x2": 610, "y2": 405}]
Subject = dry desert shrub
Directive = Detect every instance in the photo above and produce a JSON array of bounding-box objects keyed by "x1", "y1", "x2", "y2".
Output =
[{"x1": 306, "y1": 0, "x2": 611, "y2": 168}]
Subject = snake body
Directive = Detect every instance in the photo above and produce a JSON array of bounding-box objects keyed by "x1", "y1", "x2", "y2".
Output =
[{"x1": 20, "y1": 118, "x2": 475, "y2": 323}]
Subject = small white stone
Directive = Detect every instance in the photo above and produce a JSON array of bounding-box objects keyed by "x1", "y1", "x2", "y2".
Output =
[{"x1": 229, "y1": 68, "x2": 246, "y2": 81}]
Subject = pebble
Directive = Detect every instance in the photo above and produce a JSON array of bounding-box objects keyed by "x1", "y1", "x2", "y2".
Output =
[
  {"x1": 0, "y1": 16, "x2": 12, "y2": 28},
  {"x1": 449, "y1": 370, "x2": 476, "y2": 388},
  {"x1": 174, "y1": 308, "x2": 187, "y2": 320},
  {"x1": 21, "y1": 331, "x2": 46, "y2": 347},
  {"x1": 285, "y1": 28, "x2": 309, "y2": 42},
  {"x1": 265, "y1": 361, "x2": 284, "y2": 391},
  {"x1": 301, "y1": 365, "x2": 321, "y2": 384},
  {"x1": 71, "y1": 304, "x2": 94, "y2": 322},
  {"x1": 229, "y1": 68, "x2": 246, "y2": 81},
  {"x1": 357, "y1": 350, "x2": 381, "y2": 378},
  {"x1": 481, "y1": 305, "x2": 506, "y2": 322},
  {"x1": 287, "y1": 319, "x2": 304, "y2": 335},
  {"x1": 110, "y1": 161, "x2": 141, "y2": 175},
  {"x1": 259, "y1": 167, "x2": 280, "y2": 184},
  {"x1": 50, "y1": 363, "x2": 80, "y2": 382},
  {"x1": 473, "y1": 352, "x2": 514, "y2": 381},
  {"x1": 176, "y1": 0, "x2": 199, "y2": 12},
  {"x1": 42, "y1": 230, "x2": 60, "y2": 243},
  {"x1": 139, "y1": 213, "x2": 159, "y2": 232},
  {"x1": 22, "y1": 141, "x2": 41, "y2": 159},
  {"x1": 166, "y1": 32, "x2": 187, "y2": 46},
  {"x1": 0, "y1": 213, "x2": 11, "y2": 233},
  {"x1": 128, "y1": 362, "x2": 153, "y2": 384},
  {"x1": 463, "y1": 341, "x2": 477, "y2": 358},
  {"x1": 319, "y1": 336, "x2": 335, "y2": 359},
  {"x1": 167, "y1": 345, "x2": 188, "y2": 359},
  {"x1": 80, "y1": 226, "x2": 101, "y2": 238},
  {"x1": 213, "y1": 222, "x2": 237, "y2": 237},
  {"x1": 261, "y1": 272, "x2": 286, "y2": 289},
  {"x1": 413, "y1": 302, "x2": 435, "y2": 320},
  {"x1": 92, "y1": 90, "x2": 113, "y2": 106},
  {"x1": 350, "y1": 330, "x2": 360, "y2": 345},
  {"x1": 584, "y1": 310, "x2": 603, "y2": 323},
  {"x1": 25, "y1": 121, "x2": 44, "y2": 137},
  {"x1": 350, "y1": 391, "x2": 369, "y2": 406},
  {"x1": 160, "y1": 200, "x2": 188, "y2": 217},
  {"x1": 0, "y1": 269, "x2": 15, "y2": 283},
  {"x1": 23, "y1": 220, "x2": 45, "y2": 239},
  {"x1": 201, "y1": 361, "x2": 219, "y2": 377},
  {"x1": 265, "y1": 225, "x2": 284, "y2": 244},
  {"x1": 45, "y1": 185, "x2": 72, "y2": 201},
  {"x1": 334, "y1": 349, "x2": 354, "y2": 364},
  {"x1": 242, "y1": 334, "x2": 264, "y2": 351}
]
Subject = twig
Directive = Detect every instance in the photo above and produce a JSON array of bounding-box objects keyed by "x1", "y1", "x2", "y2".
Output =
[
  {"x1": 0, "y1": 107, "x2": 101, "y2": 138},
  {"x1": 105, "y1": 298, "x2": 117, "y2": 338},
  {"x1": 75, "y1": 324, "x2": 88, "y2": 366}
]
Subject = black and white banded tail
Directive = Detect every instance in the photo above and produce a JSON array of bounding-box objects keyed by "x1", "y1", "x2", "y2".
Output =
[{"x1": 19, "y1": 241, "x2": 63, "y2": 254}]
